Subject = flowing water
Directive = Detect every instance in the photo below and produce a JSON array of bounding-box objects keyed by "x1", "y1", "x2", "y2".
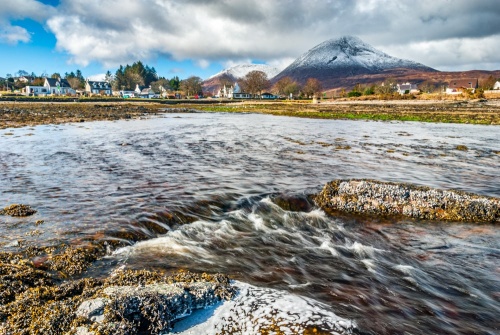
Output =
[{"x1": 1, "y1": 112, "x2": 499, "y2": 334}]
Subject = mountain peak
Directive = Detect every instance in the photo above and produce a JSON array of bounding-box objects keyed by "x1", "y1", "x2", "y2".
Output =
[
  {"x1": 208, "y1": 64, "x2": 281, "y2": 81},
  {"x1": 317, "y1": 35, "x2": 382, "y2": 56},
  {"x1": 273, "y1": 35, "x2": 436, "y2": 88}
]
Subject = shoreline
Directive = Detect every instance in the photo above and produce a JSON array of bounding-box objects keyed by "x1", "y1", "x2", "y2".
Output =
[{"x1": 1, "y1": 99, "x2": 500, "y2": 130}]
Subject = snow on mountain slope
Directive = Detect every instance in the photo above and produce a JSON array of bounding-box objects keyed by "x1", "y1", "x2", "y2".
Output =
[
  {"x1": 273, "y1": 36, "x2": 436, "y2": 85},
  {"x1": 208, "y1": 64, "x2": 281, "y2": 80},
  {"x1": 289, "y1": 36, "x2": 432, "y2": 71}
]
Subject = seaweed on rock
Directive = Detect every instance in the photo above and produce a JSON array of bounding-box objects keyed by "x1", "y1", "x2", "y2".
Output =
[{"x1": 315, "y1": 179, "x2": 500, "y2": 223}]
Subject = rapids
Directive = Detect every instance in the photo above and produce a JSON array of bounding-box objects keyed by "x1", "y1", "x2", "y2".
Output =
[{"x1": 1, "y1": 112, "x2": 499, "y2": 334}]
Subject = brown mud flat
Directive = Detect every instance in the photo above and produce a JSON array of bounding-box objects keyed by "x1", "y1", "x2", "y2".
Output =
[
  {"x1": 2, "y1": 100, "x2": 500, "y2": 129},
  {"x1": 0, "y1": 102, "x2": 165, "y2": 129}
]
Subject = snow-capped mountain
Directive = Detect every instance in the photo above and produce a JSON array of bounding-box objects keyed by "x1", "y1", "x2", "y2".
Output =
[
  {"x1": 208, "y1": 64, "x2": 281, "y2": 81},
  {"x1": 273, "y1": 36, "x2": 436, "y2": 86},
  {"x1": 203, "y1": 63, "x2": 281, "y2": 93}
]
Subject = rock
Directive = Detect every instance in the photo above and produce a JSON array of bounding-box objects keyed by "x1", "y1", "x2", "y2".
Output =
[
  {"x1": 73, "y1": 326, "x2": 96, "y2": 335},
  {"x1": 1, "y1": 204, "x2": 37, "y2": 217},
  {"x1": 76, "y1": 282, "x2": 224, "y2": 333},
  {"x1": 76, "y1": 298, "x2": 107, "y2": 323},
  {"x1": 315, "y1": 179, "x2": 500, "y2": 223}
]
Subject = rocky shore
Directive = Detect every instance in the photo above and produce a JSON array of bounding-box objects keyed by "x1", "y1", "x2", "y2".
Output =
[
  {"x1": 315, "y1": 179, "x2": 500, "y2": 222},
  {"x1": 0, "y1": 258, "x2": 235, "y2": 335},
  {"x1": 0, "y1": 102, "x2": 164, "y2": 129},
  {"x1": 2, "y1": 99, "x2": 500, "y2": 130}
]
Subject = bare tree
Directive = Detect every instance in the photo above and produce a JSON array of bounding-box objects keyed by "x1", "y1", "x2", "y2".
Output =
[
  {"x1": 302, "y1": 78, "x2": 323, "y2": 98},
  {"x1": 127, "y1": 72, "x2": 144, "y2": 90},
  {"x1": 180, "y1": 76, "x2": 203, "y2": 97},
  {"x1": 273, "y1": 77, "x2": 293, "y2": 95},
  {"x1": 419, "y1": 80, "x2": 438, "y2": 94},
  {"x1": 480, "y1": 75, "x2": 497, "y2": 90},
  {"x1": 67, "y1": 77, "x2": 81, "y2": 89},
  {"x1": 151, "y1": 78, "x2": 170, "y2": 94},
  {"x1": 375, "y1": 78, "x2": 397, "y2": 94},
  {"x1": 240, "y1": 71, "x2": 269, "y2": 96}
]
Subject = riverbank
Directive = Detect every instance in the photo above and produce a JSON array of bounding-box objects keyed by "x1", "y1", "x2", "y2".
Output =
[
  {"x1": 195, "y1": 99, "x2": 500, "y2": 124},
  {"x1": 1, "y1": 99, "x2": 500, "y2": 129}
]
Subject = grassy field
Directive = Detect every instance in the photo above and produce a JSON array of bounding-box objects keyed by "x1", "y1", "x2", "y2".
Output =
[{"x1": 193, "y1": 100, "x2": 500, "y2": 125}]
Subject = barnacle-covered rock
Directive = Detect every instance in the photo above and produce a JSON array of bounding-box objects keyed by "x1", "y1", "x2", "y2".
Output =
[
  {"x1": 315, "y1": 179, "x2": 500, "y2": 223},
  {"x1": 0, "y1": 266, "x2": 234, "y2": 335},
  {"x1": 1, "y1": 204, "x2": 37, "y2": 217},
  {"x1": 76, "y1": 281, "x2": 224, "y2": 334}
]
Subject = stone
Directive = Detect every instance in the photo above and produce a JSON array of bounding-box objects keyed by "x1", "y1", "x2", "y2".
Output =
[
  {"x1": 76, "y1": 298, "x2": 108, "y2": 323},
  {"x1": 315, "y1": 179, "x2": 500, "y2": 223}
]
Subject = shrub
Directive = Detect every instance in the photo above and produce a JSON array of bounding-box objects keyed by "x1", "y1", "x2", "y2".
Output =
[{"x1": 347, "y1": 91, "x2": 362, "y2": 98}]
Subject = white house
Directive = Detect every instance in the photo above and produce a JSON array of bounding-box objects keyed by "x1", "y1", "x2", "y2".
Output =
[
  {"x1": 396, "y1": 82, "x2": 419, "y2": 95},
  {"x1": 23, "y1": 85, "x2": 48, "y2": 96},
  {"x1": 446, "y1": 78, "x2": 478, "y2": 94},
  {"x1": 44, "y1": 77, "x2": 76, "y2": 95},
  {"x1": 493, "y1": 81, "x2": 500, "y2": 90},
  {"x1": 216, "y1": 83, "x2": 237, "y2": 98},
  {"x1": 85, "y1": 79, "x2": 112, "y2": 95},
  {"x1": 135, "y1": 84, "x2": 156, "y2": 98},
  {"x1": 233, "y1": 92, "x2": 253, "y2": 99}
]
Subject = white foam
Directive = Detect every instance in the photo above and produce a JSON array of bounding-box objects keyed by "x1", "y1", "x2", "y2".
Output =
[
  {"x1": 248, "y1": 212, "x2": 272, "y2": 232},
  {"x1": 393, "y1": 264, "x2": 415, "y2": 275},
  {"x1": 319, "y1": 240, "x2": 340, "y2": 257},
  {"x1": 345, "y1": 241, "x2": 383, "y2": 258},
  {"x1": 288, "y1": 282, "x2": 312, "y2": 289},
  {"x1": 169, "y1": 281, "x2": 356, "y2": 334},
  {"x1": 361, "y1": 259, "x2": 376, "y2": 273}
]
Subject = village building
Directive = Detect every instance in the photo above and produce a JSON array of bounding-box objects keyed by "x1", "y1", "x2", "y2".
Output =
[
  {"x1": 216, "y1": 84, "x2": 235, "y2": 98},
  {"x1": 119, "y1": 90, "x2": 136, "y2": 98},
  {"x1": 23, "y1": 85, "x2": 48, "y2": 96},
  {"x1": 135, "y1": 84, "x2": 156, "y2": 98},
  {"x1": 260, "y1": 92, "x2": 278, "y2": 99},
  {"x1": 44, "y1": 77, "x2": 76, "y2": 95},
  {"x1": 396, "y1": 82, "x2": 419, "y2": 95},
  {"x1": 233, "y1": 92, "x2": 253, "y2": 99},
  {"x1": 85, "y1": 79, "x2": 112, "y2": 95},
  {"x1": 446, "y1": 78, "x2": 478, "y2": 94},
  {"x1": 493, "y1": 81, "x2": 500, "y2": 90}
]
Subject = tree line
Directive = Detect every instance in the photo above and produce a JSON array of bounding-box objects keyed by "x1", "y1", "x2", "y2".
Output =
[
  {"x1": 218, "y1": 70, "x2": 323, "y2": 98},
  {"x1": 2, "y1": 65, "x2": 499, "y2": 98}
]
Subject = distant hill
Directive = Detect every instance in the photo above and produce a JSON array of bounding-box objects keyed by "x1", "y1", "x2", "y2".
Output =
[
  {"x1": 203, "y1": 64, "x2": 281, "y2": 93},
  {"x1": 272, "y1": 35, "x2": 437, "y2": 88},
  {"x1": 203, "y1": 36, "x2": 499, "y2": 93},
  {"x1": 321, "y1": 69, "x2": 500, "y2": 94}
]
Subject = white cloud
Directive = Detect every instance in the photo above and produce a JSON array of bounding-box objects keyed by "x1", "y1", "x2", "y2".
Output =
[
  {"x1": 0, "y1": 24, "x2": 31, "y2": 44},
  {"x1": 196, "y1": 59, "x2": 210, "y2": 69},
  {"x1": 383, "y1": 35, "x2": 500, "y2": 71},
  {"x1": 87, "y1": 73, "x2": 106, "y2": 81},
  {"x1": 0, "y1": 0, "x2": 55, "y2": 44},
  {"x1": 6, "y1": 0, "x2": 500, "y2": 70}
]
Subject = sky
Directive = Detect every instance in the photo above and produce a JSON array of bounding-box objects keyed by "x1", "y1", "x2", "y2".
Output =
[{"x1": 1, "y1": 0, "x2": 500, "y2": 81}]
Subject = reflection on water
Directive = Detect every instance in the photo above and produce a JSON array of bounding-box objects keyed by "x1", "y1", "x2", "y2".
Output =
[{"x1": 1, "y1": 113, "x2": 499, "y2": 334}]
